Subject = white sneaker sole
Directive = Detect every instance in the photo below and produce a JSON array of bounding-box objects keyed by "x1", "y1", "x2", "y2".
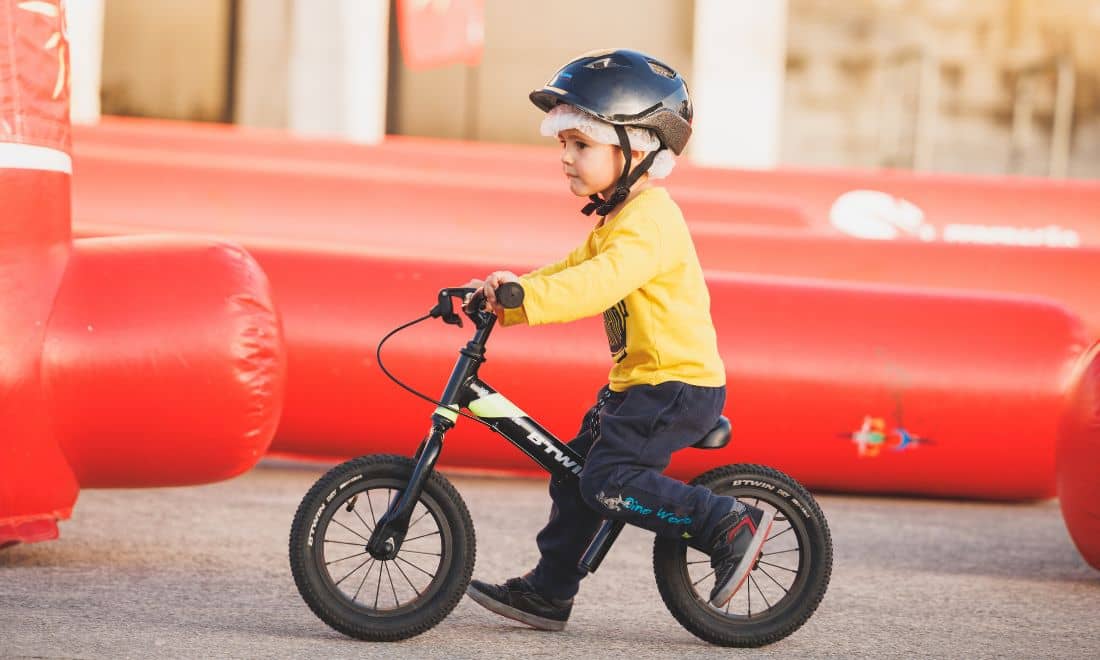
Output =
[{"x1": 709, "y1": 509, "x2": 776, "y2": 608}]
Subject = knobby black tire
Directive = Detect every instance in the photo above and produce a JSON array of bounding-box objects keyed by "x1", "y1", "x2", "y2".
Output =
[
  {"x1": 288, "y1": 454, "x2": 475, "y2": 641},
  {"x1": 653, "y1": 464, "x2": 832, "y2": 647}
]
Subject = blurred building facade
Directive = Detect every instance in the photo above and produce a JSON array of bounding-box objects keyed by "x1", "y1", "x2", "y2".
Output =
[{"x1": 96, "y1": 0, "x2": 1100, "y2": 178}]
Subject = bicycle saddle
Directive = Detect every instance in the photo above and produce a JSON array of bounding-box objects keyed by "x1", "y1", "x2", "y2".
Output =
[{"x1": 692, "y1": 416, "x2": 731, "y2": 449}]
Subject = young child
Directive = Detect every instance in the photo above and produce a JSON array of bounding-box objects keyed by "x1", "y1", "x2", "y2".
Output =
[{"x1": 465, "y1": 49, "x2": 774, "y2": 631}]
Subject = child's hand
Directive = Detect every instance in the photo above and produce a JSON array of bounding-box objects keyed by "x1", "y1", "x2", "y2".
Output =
[
  {"x1": 461, "y1": 279, "x2": 486, "y2": 312},
  {"x1": 483, "y1": 271, "x2": 519, "y2": 316}
]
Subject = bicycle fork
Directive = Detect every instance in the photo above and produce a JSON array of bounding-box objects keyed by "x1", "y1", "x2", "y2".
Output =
[
  {"x1": 368, "y1": 321, "x2": 489, "y2": 560},
  {"x1": 366, "y1": 420, "x2": 448, "y2": 560}
]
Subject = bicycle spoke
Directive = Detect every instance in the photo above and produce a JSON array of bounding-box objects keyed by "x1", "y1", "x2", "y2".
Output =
[
  {"x1": 749, "y1": 573, "x2": 772, "y2": 610},
  {"x1": 758, "y1": 565, "x2": 790, "y2": 594},
  {"x1": 393, "y1": 557, "x2": 423, "y2": 597},
  {"x1": 367, "y1": 489, "x2": 379, "y2": 527},
  {"x1": 351, "y1": 559, "x2": 375, "y2": 602},
  {"x1": 323, "y1": 539, "x2": 367, "y2": 547},
  {"x1": 352, "y1": 507, "x2": 374, "y2": 535},
  {"x1": 766, "y1": 526, "x2": 793, "y2": 543},
  {"x1": 326, "y1": 550, "x2": 369, "y2": 565},
  {"x1": 692, "y1": 569, "x2": 715, "y2": 588},
  {"x1": 686, "y1": 559, "x2": 711, "y2": 565},
  {"x1": 747, "y1": 572, "x2": 752, "y2": 616},
  {"x1": 407, "y1": 507, "x2": 432, "y2": 531},
  {"x1": 758, "y1": 559, "x2": 798, "y2": 573},
  {"x1": 396, "y1": 555, "x2": 436, "y2": 579},
  {"x1": 385, "y1": 561, "x2": 400, "y2": 607},
  {"x1": 374, "y1": 558, "x2": 384, "y2": 609},
  {"x1": 399, "y1": 548, "x2": 442, "y2": 558},
  {"x1": 762, "y1": 547, "x2": 799, "y2": 556},
  {"x1": 330, "y1": 518, "x2": 371, "y2": 543},
  {"x1": 403, "y1": 530, "x2": 441, "y2": 543},
  {"x1": 334, "y1": 556, "x2": 373, "y2": 586}
]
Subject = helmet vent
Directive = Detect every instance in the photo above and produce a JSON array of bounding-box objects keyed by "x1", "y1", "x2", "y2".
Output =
[
  {"x1": 585, "y1": 57, "x2": 625, "y2": 71},
  {"x1": 646, "y1": 60, "x2": 676, "y2": 79}
]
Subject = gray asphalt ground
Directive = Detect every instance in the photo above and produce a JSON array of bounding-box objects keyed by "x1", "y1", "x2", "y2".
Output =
[{"x1": 3, "y1": 460, "x2": 1098, "y2": 659}]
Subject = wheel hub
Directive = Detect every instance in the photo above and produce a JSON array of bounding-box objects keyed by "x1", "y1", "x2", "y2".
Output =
[{"x1": 368, "y1": 536, "x2": 398, "y2": 560}]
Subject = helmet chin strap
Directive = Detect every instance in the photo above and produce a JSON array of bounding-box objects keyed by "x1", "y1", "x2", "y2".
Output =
[{"x1": 582, "y1": 125, "x2": 661, "y2": 217}]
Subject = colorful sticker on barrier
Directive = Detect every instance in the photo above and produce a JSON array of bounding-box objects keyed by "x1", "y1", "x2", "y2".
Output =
[{"x1": 840, "y1": 415, "x2": 932, "y2": 458}]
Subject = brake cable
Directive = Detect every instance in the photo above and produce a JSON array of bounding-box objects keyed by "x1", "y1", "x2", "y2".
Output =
[{"x1": 375, "y1": 314, "x2": 496, "y2": 430}]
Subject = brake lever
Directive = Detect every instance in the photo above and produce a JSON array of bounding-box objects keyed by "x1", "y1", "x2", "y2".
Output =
[
  {"x1": 431, "y1": 288, "x2": 479, "y2": 327},
  {"x1": 429, "y1": 293, "x2": 459, "y2": 326}
]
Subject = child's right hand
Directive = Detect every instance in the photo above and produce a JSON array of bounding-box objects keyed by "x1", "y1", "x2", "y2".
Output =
[
  {"x1": 482, "y1": 271, "x2": 520, "y2": 316},
  {"x1": 460, "y1": 272, "x2": 519, "y2": 317}
]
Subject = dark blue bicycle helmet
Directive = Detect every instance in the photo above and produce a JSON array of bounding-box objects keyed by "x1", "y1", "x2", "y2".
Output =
[{"x1": 530, "y1": 49, "x2": 694, "y2": 216}]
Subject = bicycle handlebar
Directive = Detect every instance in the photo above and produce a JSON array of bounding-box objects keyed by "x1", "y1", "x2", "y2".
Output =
[
  {"x1": 490, "y1": 281, "x2": 525, "y2": 309},
  {"x1": 431, "y1": 282, "x2": 525, "y2": 327},
  {"x1": 464, "y1": 281, "x2": 524, "y2": 315}
]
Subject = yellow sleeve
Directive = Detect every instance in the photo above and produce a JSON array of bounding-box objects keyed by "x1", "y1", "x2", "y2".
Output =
[
  {"x1": 518, "y1": 216, "x2": 662, "y2": 326},
  {"x1": 500, "y1": 306, "x2": 529, "y2": 326},
  {"x1": 499, "y1": 242, "x2": 590, "y2": 326},
  {"x1": 525, "y1": 253, "x2": 574, "y2": 279}
]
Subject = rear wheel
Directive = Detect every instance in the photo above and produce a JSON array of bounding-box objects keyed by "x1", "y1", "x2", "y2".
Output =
[
  {"x1": 653, "y1": 464, "x2": 832, "y2": 647},
  {"x1": 288, "y1": 454, "x2": 475, "y2": 641}
]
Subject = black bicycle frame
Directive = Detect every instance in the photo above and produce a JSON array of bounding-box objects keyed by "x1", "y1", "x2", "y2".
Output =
[{"x1": 366, "y1": 297, "x2": 622, "y2": 571}]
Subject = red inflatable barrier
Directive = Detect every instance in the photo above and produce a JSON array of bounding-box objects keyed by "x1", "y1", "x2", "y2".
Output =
[
  {"x1": 43, "y1": 236, "x2": 286, "y2": 488},
  {"x1": 0, "y1": 0, "x2": 286, "y2": 547},
  {"x1": 70, "y1": 179, "x2": 1100, "y2": 345},
  {"x1": 690, "y1": 227, "x2": 1100, "y2": 341},
  {"x1": 2, "y1": 0, "x2": 80, "y2": 547},
  {"x1": 1058, "y1": 342, "x2": 1100, "y2": 569},
  {"x1": 74, "y1": 118, "x2": 806, "y2": 226},
  {"x1": 68, "y1": 145, "x2": 808, "y2": 249},
  {"x1": 72, "y1": 116, "x2": 1100, "y2": 245},
  {"x1": 0, "y1": 164, "x2": 78, "y2": 546},
  {"x1": 221, "y1": 243, "x2": 1084, "y2": 500},
  {"x1": 61, "y1": 103, "x2": 1096, "y2": 503},
  {"x1": 68, "y1": 127, "x2": 1100, "y2": 341}
]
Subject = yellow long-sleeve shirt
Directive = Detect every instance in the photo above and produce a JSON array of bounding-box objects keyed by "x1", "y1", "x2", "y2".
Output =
[{"x1": 503, "y1": 187, "x2": 725, "y2": 392}]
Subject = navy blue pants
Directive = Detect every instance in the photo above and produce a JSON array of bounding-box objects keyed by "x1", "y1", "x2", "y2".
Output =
[{"x1": 527, "y1": 381, "x2": 736, "y2": 600}]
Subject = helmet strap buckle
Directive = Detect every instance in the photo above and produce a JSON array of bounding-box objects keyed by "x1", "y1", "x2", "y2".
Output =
[{"x1": 580, "y1": 126, "x2": 664, "y2": 218}]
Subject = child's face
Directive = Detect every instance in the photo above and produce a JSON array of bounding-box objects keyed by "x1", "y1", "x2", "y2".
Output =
[{"x1": 557, "y1": 129, "x2": 623, "y2": 198}]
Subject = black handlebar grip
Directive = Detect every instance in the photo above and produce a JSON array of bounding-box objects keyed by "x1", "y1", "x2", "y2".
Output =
[{"x1": 496, "y1": 282, "x2": 525, "y2": 309}]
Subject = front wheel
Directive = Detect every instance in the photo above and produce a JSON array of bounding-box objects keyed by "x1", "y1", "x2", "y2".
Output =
[
  {"x1": 288, "y1": 454, "x2": 475, "y2": 641},
  {"x1": 653, "y1": 464, "x2": 832, "y2": 647}
]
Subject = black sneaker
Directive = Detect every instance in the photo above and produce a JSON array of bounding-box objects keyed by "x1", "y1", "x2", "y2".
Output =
[
  {"x1": 708, "y1": 503, "x2": 776, "y2": 607},
  {"x1": 466, "y1": 576, "x2": 573, "y2": 631}
]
